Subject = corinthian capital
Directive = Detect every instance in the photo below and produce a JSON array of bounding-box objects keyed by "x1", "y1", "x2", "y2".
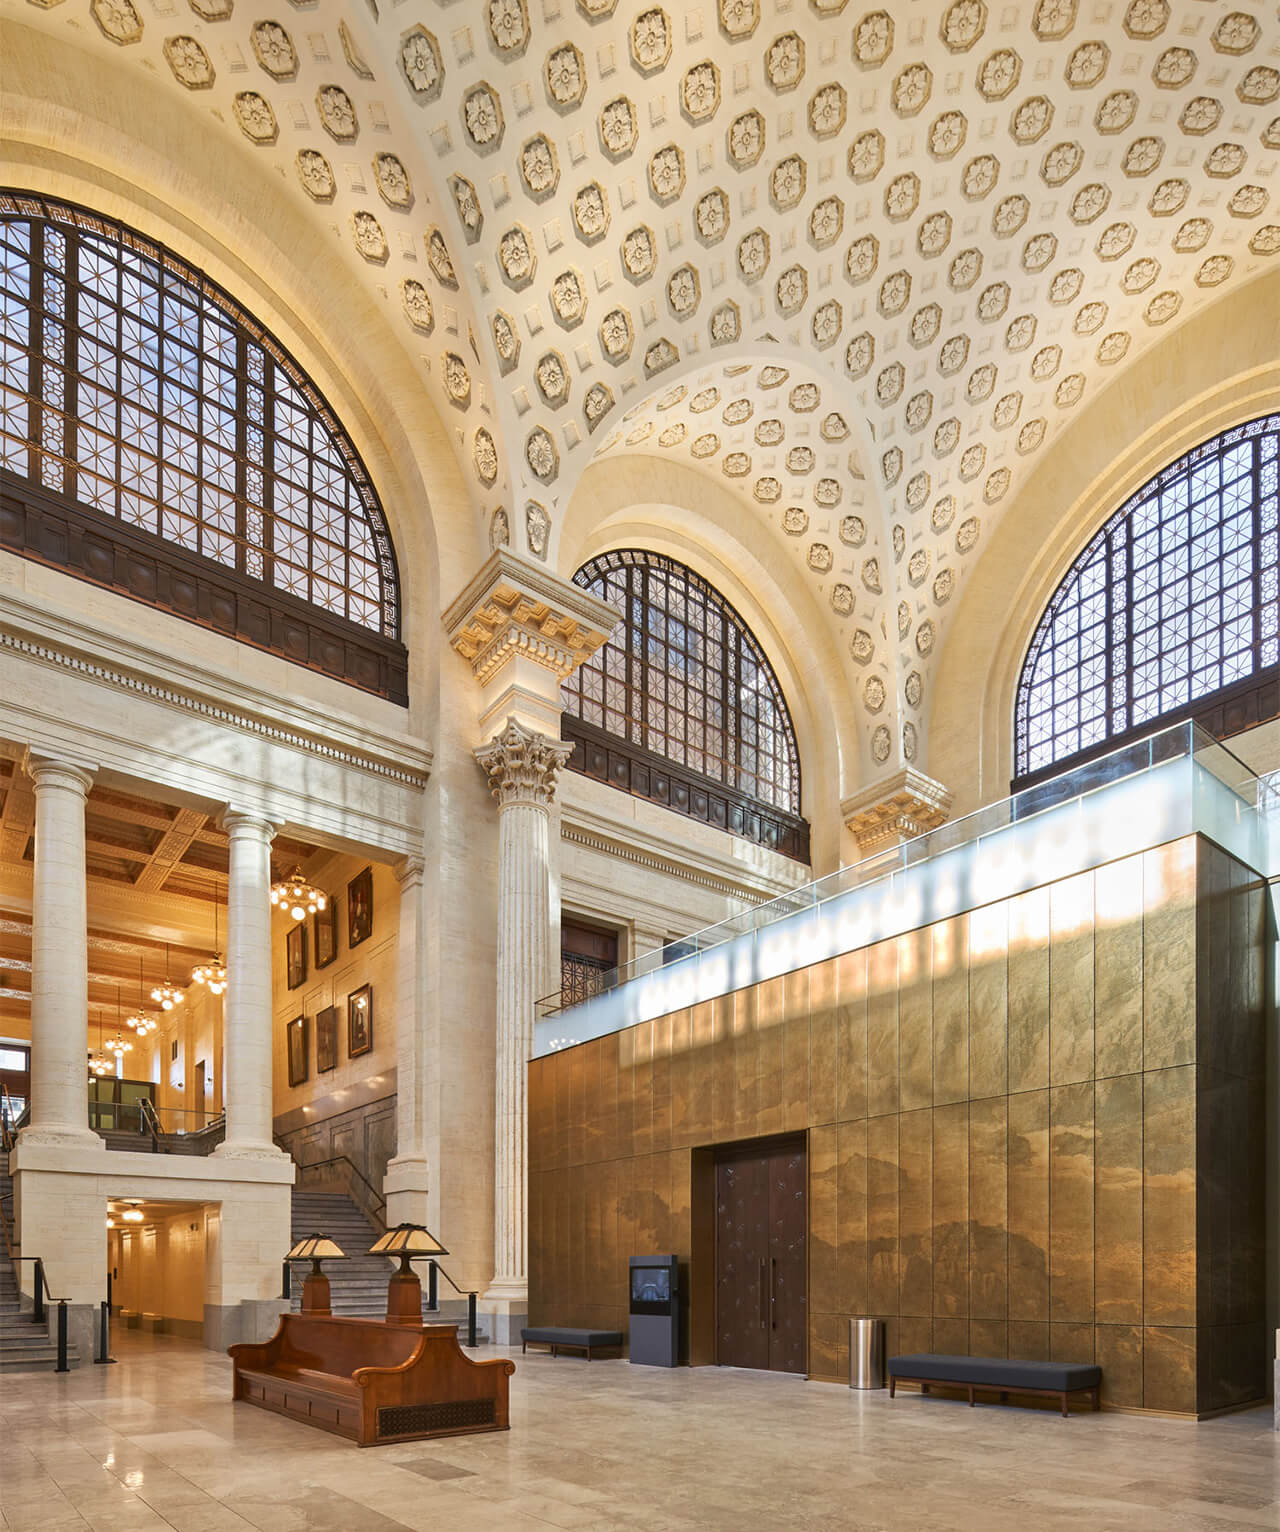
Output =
[{"x1": 475, "y1": 718, "x2": 574, "y2": 808}]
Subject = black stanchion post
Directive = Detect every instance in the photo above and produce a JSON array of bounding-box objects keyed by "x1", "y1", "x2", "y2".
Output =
[
  {"x1": 55, "y1": 1300, "x2": 69, "y2": 1372},
  {"x1": 467, "y1": 1292, "x2": 477, "y2": 1348},
  {"x1": 95, "y1": 1299, "x2": 116, "y2": 1364},
  {"x1": 33, "y1": 1260, "x2": 45, "y2": 1326},
  {"x1": 281, "y1": 1259, "x2": 291, "y2": 1301},
  {"x1": 427, "y1": 1260, "x2": 438, "y2": 1312}
]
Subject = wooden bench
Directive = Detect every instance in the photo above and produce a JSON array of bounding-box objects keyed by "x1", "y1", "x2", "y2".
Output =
[
  {"x1": 521, "y1": 1326, "x2": 624, "y2": 1360},
  {"x1": 228, "y1": 1313, "x2": 515, "y2": 1446},
  {"x1": 888, "y1": 1353, "x2": 1101, "y2": 1418}
]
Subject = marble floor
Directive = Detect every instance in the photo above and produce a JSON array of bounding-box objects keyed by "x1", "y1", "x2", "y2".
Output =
[{"x1": 0, "y1": 1332, "x2": 1277, "y2": 1532}]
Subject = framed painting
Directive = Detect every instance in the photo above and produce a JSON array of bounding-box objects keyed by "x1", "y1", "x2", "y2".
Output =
[
  {"x1": 313, "y1": 897, "x2": 338, "y2": 969},
  {"x1": 315, "y1": 1005, "x2": 339, "y2": 1073},
  {"x1": 348, "y1": 866, "x2": 373, "y2": 949},
  {"x1": 286, "y1": 1015, "x2": 308, "y2": 1087},
  {"x1": 347, "y1": 984, "x2": 373, "y2": 1058},
  {"x1": 286, "y1": 922, "x2": 307, "y2": 990}
]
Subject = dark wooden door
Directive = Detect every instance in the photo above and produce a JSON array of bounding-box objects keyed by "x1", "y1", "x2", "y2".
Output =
[{"x1": 714, "y1": 1137, "x2": 806, "y2": 1373}]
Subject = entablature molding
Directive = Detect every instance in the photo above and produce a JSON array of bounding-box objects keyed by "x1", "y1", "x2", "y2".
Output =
[{"x1": 841, "y1": 767, "x2": 953, "y2": 855}]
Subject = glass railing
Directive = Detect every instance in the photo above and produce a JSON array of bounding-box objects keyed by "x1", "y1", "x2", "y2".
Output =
[{"x1": 535, "y1": 720, "x2": 1271, "y2": 1043}]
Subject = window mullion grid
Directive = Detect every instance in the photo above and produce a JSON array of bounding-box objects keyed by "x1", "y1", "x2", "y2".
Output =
[
  {"x1": 61, "y1": 228, "x2": 80, "y2": 506},
  {"x1": 20, "y1": 219, "x2": 46, "y2": 485},
  {"x1": 234, "y1": 328, "x2": 250, "y2": 579},
  {"x1": 1251, "y1": 436, "x2": 1263, "y2": 679}
]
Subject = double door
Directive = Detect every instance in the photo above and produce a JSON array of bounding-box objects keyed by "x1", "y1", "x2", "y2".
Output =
[{"x1": 714, "y1": 1136, "x2": 806, "y2": 1373}]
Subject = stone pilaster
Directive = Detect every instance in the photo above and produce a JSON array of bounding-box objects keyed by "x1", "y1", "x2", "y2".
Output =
[
  {"x1": 23, "y1": 753, "x2": 98, "y2": 1148},
  {"x1": 475, "y1": 719, "x2": 573, "y2": 1330},
  {"x1": 215, "y1": 810, "x2": 284, "y2": 1160},
  {"x1": 384, "y1": 854, "x2": 431, "y2": 1227}
]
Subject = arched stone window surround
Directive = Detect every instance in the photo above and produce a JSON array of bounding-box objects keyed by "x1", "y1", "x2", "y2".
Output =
[
  {"x1": 1014, "y1": 413, "x2": 1279, "y2": 786},
  {"x1": 561, "y1": 547, "x2": 809, "y2": 860},
  {"x1": 0, "y1": 190, "x2": 406, "y2": 703}
]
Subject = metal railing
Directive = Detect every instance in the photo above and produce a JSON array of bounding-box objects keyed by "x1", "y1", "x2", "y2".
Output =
[
  {"x1": 0, "y1": 1084, "x2": 19, "y2": 1152},
  {"x1": 17, "y1": 1256, "x2": 70, "y2": 1371},
  {"x1": 424, "y1": 1259, "x2": 479, "y2": 1349},
  {"x1": 291, "y1": 1154, "x2": 387, "y2": 1229}
]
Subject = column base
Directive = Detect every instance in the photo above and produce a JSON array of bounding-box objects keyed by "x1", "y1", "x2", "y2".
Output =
[
  {"x1": 382, "y1": 1155, "x2": 430, "y2": 1229},
  {"x1": 18, "y1": 1125, "x2": 101, "y2": 1152},
  {"x1": 213, "y1": 1140, "x2": 291, "y2": 1164},
  {"x1": 203, "y1": 1299, "x2": 290, "y2": 1351},
  {"x1": 478, "y1": 1295, "x2": 528, "y2": 1347}
]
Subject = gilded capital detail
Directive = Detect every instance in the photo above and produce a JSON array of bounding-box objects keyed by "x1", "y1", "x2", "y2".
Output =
[{"x1": 475, "y1": 718, "x2": 573, "y2": 808}]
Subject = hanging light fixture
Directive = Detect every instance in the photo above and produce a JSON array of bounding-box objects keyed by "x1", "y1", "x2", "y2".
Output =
[
  {"x1": 105, "y1": 1029, "x2": 133, "y2": 1063},
  {"x1": 191, "y1": 879, "x2": 228, "y2": 994},
  {"x1": 270, "y1": 865, "x2": 326, "y2": 923},
  {"x1": 88, "y1": 1010, "x2": 113, "y2": 1078},
  {"x1": 127, "y1": 958, "x2": 158, "y2": 1035},
  {"x1": 150, "y1": 942, "x2": 185, "y2": 1011}
]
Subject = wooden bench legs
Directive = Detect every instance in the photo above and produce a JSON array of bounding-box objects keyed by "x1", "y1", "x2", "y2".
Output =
[{"x1": 889, "y1": 1377, "x2": 1101, "y2": 1416}]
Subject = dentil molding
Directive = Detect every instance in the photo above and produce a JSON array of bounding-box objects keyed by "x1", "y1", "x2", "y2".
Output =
[{"x1": 841, "y1": 767, "x2": 953, "y2": 855}]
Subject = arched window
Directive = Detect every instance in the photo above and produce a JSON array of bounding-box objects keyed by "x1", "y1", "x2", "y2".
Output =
[
  {"x1": 561, "y1": 550, "x2": 808, "y2": 861},
  {"x1": 1014, "y1": 413, "x2": 1280, "y2": 785},
  {"x1": 0, "y1": 191, "x2": 405, "y2": 702}
]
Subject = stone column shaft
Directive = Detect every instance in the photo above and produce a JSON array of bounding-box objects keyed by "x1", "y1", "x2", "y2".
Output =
[
  {"x1": 217, "y1": 811, "x2": 279, "y2": 1159},
  {"x1": 384, "y1": 855, "x2": 431, "y2": 1226},
  {"x1": 25, "y1": 755, "x2": 97, "y2": 1146},
  {"x1": 475, "y1": 720, "x2": 572, "y2": 1301}
]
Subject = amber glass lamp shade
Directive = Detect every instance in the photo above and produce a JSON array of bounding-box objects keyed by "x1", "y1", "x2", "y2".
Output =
[
  {"x1": 286, "y1": 1234, "x2": 346, "y2": 1316},
  {"x1": 369, "y1": 1224, "x2": 448, "y2": 1326}
]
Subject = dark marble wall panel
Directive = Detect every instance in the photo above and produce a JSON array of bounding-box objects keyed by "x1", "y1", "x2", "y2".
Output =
[
  {"x1": 651, "y1": 1014, "x2": 672, "y2": 1154},
  {"x1": 1049, "y1": 873, "x2": 1095, "y2": 1087},
  {"x1": 688, "y1": 1000, "x2": 714, "y2": 1145},
  {"x1": 632, "y1": 1020, "x2": 654, "y2": 1158},
  {"x1": 712, "y1": 993, "x2": 736, "y2": 1141},
  {"x1": 932, "y1": 1102, "x2": 969, "y2": 1319},
  {"x1": 968, "y1": 902, "x2": 1008, "y2": 1101},
  {"x1": 751, "y1": 985, "x2": 781, "y2": 1140},
  {"x1": 783, "y1": 967, "x2": 811, "y2": 1134},
  {"x1": 1144, "y1": 1325, "x2": 1196, "y2": 1415},
  {"x1": 836, "y1": 949, "x2": 869, "y2": 1124},
  {"x1": 1144, "y1": 1064, "x2": 1197, "y2": 1327},
  {"x1": 809, "y1": 1124, "x2": 839, "y2": 1342},
  {"x1": 1007, "y1": 1088, "x2": 1050, "y2": 1322},
  {"x1": 1007, "y1": 886, "x2": 1050, "y2": 1092},
  {"x1": 1094, "y1": 854, "x2": 1145, "y2": 1079},
  {"x1": 968, "y1": 1096, "x2": 1008, "y2": 1322},
  {"x1": 731, "y1": 985, "x2": 758, "y2": 1144},
  {"x1": 866, "y1": 939, "x2": 900, "y2": 1117},
  {"x1": 867, "y1": 1112, "x2": 899, "y2": 1316},
  {"x1": 1094, "y1": 1072, "x2": 1143, "y2": 1324},
  {"x1": 898, "y1": 1108, "x2": 933, "y2": 1318},
  {"x1": 836, "y1": 1117, "x2": 868, "y2": 1318},
  {"x1": 1095, "y1": 1322, "x2": 1144, "y2": 1408},
  {"x1": 932, "y1": 915, "x2": 969, "y2": 1106},
  {"x1": 809, "y1": 959, "x2": 838, "y2": 1127},
  {"x1": 1144, "y1": 841, "x2": 1197, "y2": 1071},
  {"x1": 898, "y1": 927, "x2": 933, "y2": 1114},
  {"x1": 1049, "y1": 1081, "x2": 1095, "y2": 1323},
  {"x1": 665, "y1": 1010, "x2": 687, "y2": 1152}
]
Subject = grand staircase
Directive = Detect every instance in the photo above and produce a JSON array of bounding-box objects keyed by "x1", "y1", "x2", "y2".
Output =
[
  {"x1": 288, "y1": 1185, "x2": 485, "y2": 1341},
  {"x1": 0, "y1": 1163, "x2": 81, "y2": 1372}
]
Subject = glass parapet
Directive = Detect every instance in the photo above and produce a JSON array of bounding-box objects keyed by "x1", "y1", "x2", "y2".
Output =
[{"x1": 535, "y1": 720, "x2": 1272, "y2": 1054}]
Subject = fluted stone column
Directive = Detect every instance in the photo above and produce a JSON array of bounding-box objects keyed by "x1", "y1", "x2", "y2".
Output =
[
  {"x1": 475, "y1": 720, "x2": 572, "y2": 1325},
  {"x1": 384, "y1": 855, "x2": 431, "y2": 1226},
  {"x1": 25, "y1": 754, "x2": 98, "y2": 1148},
  {"x1": 215, "y1": 811, "x2": 281, "y2": 1159}
]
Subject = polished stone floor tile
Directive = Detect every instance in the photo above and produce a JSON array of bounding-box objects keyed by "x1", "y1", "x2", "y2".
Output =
[{"x1": 0, "y1": 1333, "x2": 1276, "y2": 1530}]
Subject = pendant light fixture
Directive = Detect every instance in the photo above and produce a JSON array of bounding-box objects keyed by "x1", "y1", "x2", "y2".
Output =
[
  {"x1": 88, "y1": 1010, "x2": 112, "y2": 1078},
  {"x1": 191, "y1": 878, "x2": 228, "y2": 994},
  {"x1": 270, "y1": 865, "x2": 326, "y2": 923},
  {"x1": 126, "y1": 957, "x2": 158, "y2": 1036},
  {"x1": 150, "y1": 942, "x2": 185, "y2": 1011}
]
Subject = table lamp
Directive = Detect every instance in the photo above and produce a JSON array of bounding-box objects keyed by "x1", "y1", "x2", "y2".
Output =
[
  {"x1": 368, "y1": 1223, "x2": 448, "y2": 1325},
  {"x1": 286, "y1": 1234, "x2": 346, "y2": 1315}
]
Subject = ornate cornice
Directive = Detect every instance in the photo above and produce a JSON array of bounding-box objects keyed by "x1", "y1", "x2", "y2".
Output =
[
  {"x1": 475, "y1": 717, "x2": 573, "y2": 809},
  {"x1": 841, "y1": 768, "x2": 953, "y2": 855},
  {"x1": 443, "y1": 548, "x2": 620, "y2": 687}
]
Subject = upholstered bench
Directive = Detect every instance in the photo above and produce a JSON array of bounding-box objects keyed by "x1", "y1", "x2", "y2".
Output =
[
  {"x1": 520, "y1": 1327, "x2": 624, "y2": 1360},
  {"x1": 888, "y1": 1354, "x2": 1101, "y2": 1417}
]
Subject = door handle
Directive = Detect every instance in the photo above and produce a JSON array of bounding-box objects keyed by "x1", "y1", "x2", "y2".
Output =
[
  {"x1": 759, "y1": 1259, "x2": 767, "y2": 1329},
  {"x1": 770, "y1": 1258, "x2": 777, "y2": 1330}
]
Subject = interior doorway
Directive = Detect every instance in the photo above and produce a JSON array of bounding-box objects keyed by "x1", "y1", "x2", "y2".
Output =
[{"x1": 713, "y1": 1134, "x2": 806, "y2": 1374}]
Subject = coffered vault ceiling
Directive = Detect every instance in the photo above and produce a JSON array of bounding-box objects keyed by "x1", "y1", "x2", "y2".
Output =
[{"x1": 6, "y1": 0, "x2": 1280, "y2": 784}]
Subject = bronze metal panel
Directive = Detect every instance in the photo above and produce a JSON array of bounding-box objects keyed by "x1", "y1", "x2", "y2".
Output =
[
  {"x1": 568, "y1": 1163, "x2": 586, "y2": 1301},
  {"x1": 1144, "y1": 1063, "x2": 1197, "y2": 1327},
  {"x1": 867, "y1": 1112, "x2": 899, "y2": 1315},
  {"x1": 867, "y1": 938, "x2": 900, "y2": 1117},
  {"x1": 968, "y1": 902, "x2": 1008, "y2": 1101},
  {"x1": 667, "y1": 1008, "x2": 691, "y2": 1151},
  {"x1": 808, "y1": 1311, "x2": 841, "y2": 1381},
  {"x1": 599, "y1": 1032, "x2": 620, "y2": 1162},
  {"x1": 600, "y1": 1159, "x2": 620, "y2": 1311},
  {"x1": 634, "y1": 1153, "x2": 661, "y2": 1255},
  {"x1": 897, "y1": 1316, "x2": 932, "y2": 1356},
  {"x1": 1094, "y1": 1072, "x2": 1143, "y2": 1324},
  {"x1": 528, "y1": 1056, "x2": 547, "y2": 1175},
  {"x1": 897, "y1": 926, "x2": 932, "y2": 1113},
  {"x1": 1095, "y1": 1323, "x2": 1144, "y2": 1409},
  {"x1": 1049, "y1": 1322, "x2": 1095, "y2": 1365},
  {"x1": 632, "y1": 1021, "x2": 654, "y2": 1158},
  {"x1": 582, "y1": 1040, "x2": 602, "y2": 1167},
  {"x1": 754, "y1": 980, "x2": 784, "y2": 1139},
  {"x1": 651, "y1": 1012, "x2": 672, "y2": 1153},
  {"x1": 548, "y1": 1046, "x2": 566, "y2": 1172},
  {"x1": 931, "y1": 1318, "x2": 969, "y2": 1356},
  {"x1": 688, "y1": 1001, "x2": 715, "y2": 1145},
  {"x1": 528, "y1": 1169, "x2": 545, "y2": 1316},
  {"x1": 617, "y1": 1024, "x2": 635, "y2": 1157},
  {"x1": 932, "y1": 915, "x2": 969, "y2": 1106},
  {"x1": 1094, "y1": 855, "x2": 1145, "y2": 1078},
  {"x1": 1196, "y1": 842, "x2": 1231, "y2": 1079},
  {"x1": 837, "y1": 1117, "x2": 869, "y2": 1318},
  {"x1": 688, "y1": 1148, "x2": 717, "y2": 1365},
  {"x1": 1049, "y1": 1080, "x2": 1094, "y2": 1323},
  {"x1": 1143, "y1": 839, "x2": 1198, "y2": 1071},
  {"x1": 808, "y1": 1123, "x2": 839, "y2": 1318},
  {"x1": 1049, "y1": 872, "x2": 1095, "y2": 1087},
  {"x1": 931, "y1": 1101, "x2": 969, "y2": 1319},
  {"x1": 709, "y1": 992, "x2": 735, "y2": 1142},
  {"x1": 968, "y1": 1319, "x2": 1008, "y2": 1358},
  {"x1": 898, "y1": 1107, "x2": 932, "y2": 1318},
  {"x1": 808, "y1": 958, "x2": 838, "y2": 1127},
  {"x1": 1143, "y1": 1325, "x2": 1196, "y2": 1414},
  {"x1": 783, "y1": 1004, "x2": 810, "y2": 1135},
  {"x1": 836, "y1": 948, "x2": 869, "y2": 1123},
  {"x1": 1007, "y1": 1088, "x2": 1049, "y2": 1321},
  {"x1": 732, "y1": 985, "x2": 759, "y2": 1142},
  {"x1": 570, "y1": 1046, "x2": 588, "y2": 1167},
  {"x1": 615, "y1": 1153, "x2": 637, "y2": 1284},
  {"x1": 969, "y1": 1096, "x2": 1007, "y2": 1322},
  {"x1": 1008, "y1": 1319, "x2": 1049, "y2": 1361},
  {"x1": 668, "y1": 1148, "x2": 692, "y2": 1262},
  {"x1": 1008, "y1": 886, "x2": 1050, "y2": 1093},
  {"x1": 584, "y1": 1159, "x2": 602, "y2": 1298}
]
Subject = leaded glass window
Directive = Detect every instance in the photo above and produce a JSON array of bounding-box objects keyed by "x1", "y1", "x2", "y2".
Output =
[
  {"x1": 562, "y1": 550, "x2": 801, "y2": 814},
  {"x1": 0, "y1": 191, "x2": 399, "y2": 638},
  {"x1": 1015, "y1": 414, "x2": 1280, "y2": 781}
]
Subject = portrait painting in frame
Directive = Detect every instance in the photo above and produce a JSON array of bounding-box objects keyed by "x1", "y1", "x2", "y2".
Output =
[
  {"x1": 348, "y1": 867, "x2": 373, "y2": 949},
  {"x1": 286, "y1": 922, "x2": 307, "y2": 990},
  {"x1": 315, "y1": 1004, "x2": 339, "y2": 1073},
  {"x1": 286, "y1": 1014, "x2": 309, "y2": 1087},
  {"x1": 347, "y1": 984, "x2": 373, "y2": 1058}
]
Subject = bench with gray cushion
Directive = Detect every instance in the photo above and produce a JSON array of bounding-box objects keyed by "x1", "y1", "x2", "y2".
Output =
[
  {"x1": 888, "y1": 1354, "x2": 1101, "y2": 1417},
  {"x1": 520, "y1": 1327, "x2": 624, "y2": 1360}
]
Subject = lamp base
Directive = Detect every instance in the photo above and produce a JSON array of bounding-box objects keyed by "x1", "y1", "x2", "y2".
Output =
[
  {"x1": 300, "y1": 1270, "x2": 331, "y2": 1316},
  {"x1": 386, "y1": 1268, "x2": 422, "y2": 1326}
]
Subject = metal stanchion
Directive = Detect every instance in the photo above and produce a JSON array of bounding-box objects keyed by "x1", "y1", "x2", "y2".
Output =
[
  {"x1": 281, "y1": 1260, "x2": 291, "y2": 1301},
  {"x1": 466, "y1": 1292, "x2": 477, "y2": 1348},
  {"x1": 33, "y1": 1259, "x2": 45, "y2": 1326},
  {"x1": 95, "y1": 1299, "x2": 116, "y2": 1364},
  {"x1": 427, "y1": 1260, "x2": 438, "y2": 1312},
  {"x1": 55, "y1": 1300, "x2": 69, "y2": 1373}
]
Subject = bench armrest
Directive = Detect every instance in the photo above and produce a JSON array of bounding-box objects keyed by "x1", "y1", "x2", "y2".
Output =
[{"x1": 228, "y1": 1317, "x2": 287, "y2": 1366}]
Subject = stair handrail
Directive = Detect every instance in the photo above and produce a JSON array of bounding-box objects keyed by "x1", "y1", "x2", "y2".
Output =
[
  {"x1": 138, "y1": 1096, "x2": 164, "y2": 1151},
  {"x1": 292, "y1": 1154, "x2": 387, "y2": 1228},
  {"x1": 0, "y1": 1182, "x2": 16, "y2": 1267},
  {"x1": 0, "y1": 1084, "x2": 16, "y2": 1152}
]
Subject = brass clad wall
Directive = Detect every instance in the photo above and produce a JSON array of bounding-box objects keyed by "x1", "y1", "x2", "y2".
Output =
[{"x1": 528, "y1": 834, "x2": 1269, "y2": 1415}]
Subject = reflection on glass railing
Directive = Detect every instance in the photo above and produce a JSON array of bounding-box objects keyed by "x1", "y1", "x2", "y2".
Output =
[{"x1": 535, "y1": 719, "x2": 1263, "y2": 1021}]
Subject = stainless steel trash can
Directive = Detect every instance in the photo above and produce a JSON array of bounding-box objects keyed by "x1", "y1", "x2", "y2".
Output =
[{"x1": 849, "y1": 1317, "x2": 885, "y2": 1390}]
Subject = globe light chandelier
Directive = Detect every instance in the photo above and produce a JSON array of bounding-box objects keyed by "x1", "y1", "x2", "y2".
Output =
[
  {"x1": 126, "y1": 963, "x2": 158, "y2": 1036},
  {"x1": 191, "y1": 880, "x2": 228, "y2": 994},
  {"x1": 150, "y1": 942, "x2": 186, "y2": 1011},
  {"x1": 271, "y1": 866, "x2": 326, "y2": 923},
  {"x1": 88, "y1": 1009, "x2": 113, "y2": 1078}
]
